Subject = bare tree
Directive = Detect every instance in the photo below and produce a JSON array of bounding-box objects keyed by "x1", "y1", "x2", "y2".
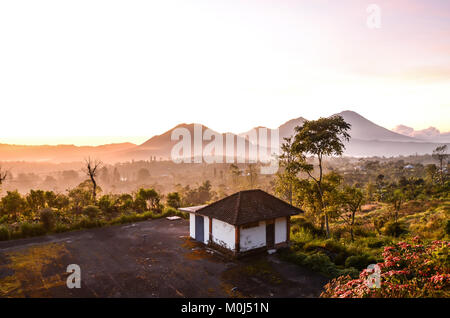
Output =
[
  {"x1": 83, "y1": 158, "x2": 102, "y2": 203},
  {"x1": 0, "y1": 166, "x2": 9, "y2": 186},
  {"x1": 246, "y1": 164, "x2": 258, "y2": 189},
  {"x1": 432, "y1": 145, "x2": 448, "y2": 186}
]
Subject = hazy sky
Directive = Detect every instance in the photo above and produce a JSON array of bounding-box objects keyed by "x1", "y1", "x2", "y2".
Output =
[{"x1": 0, "y1": 0, "x2": 449, "y2": 146}]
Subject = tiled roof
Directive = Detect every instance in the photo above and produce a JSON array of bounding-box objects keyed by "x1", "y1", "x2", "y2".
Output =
[{"x1": 195, "y1": 189, "x2": 303, "y2": 225}]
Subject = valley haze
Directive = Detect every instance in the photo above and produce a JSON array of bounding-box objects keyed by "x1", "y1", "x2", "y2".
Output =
[{"x1": 1, "y1": 110, "x2": 448, "y2": 163}]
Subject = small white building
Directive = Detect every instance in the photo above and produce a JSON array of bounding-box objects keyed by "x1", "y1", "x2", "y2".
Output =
[{"x1": 179, "y1": 189, "x2": 303, "y2": 257}]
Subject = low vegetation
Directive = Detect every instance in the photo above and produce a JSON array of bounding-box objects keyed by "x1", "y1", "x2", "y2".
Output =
[
  {"x1": 0, "y1": 184, "x2": 188, "y2": 241},
  {"x1": 0, "y1": 116, "x2": 448, "y2": 298}
]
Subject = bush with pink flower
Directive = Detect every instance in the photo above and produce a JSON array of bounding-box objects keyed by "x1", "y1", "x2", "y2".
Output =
[{"x1": 321, "y1": 237, "x2": 449, "y2": 298}]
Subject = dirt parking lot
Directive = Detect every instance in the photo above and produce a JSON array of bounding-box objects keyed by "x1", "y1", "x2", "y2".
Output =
[{"x1": 0, "y1": 218, "x2": 328, "y2": 297}]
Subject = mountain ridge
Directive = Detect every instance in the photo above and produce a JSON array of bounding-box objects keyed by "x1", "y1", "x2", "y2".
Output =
[{"x1": 0, "y1": 111, "x2": 448, "y2": 162}]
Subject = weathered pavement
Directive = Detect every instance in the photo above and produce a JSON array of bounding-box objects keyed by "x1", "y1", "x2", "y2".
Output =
[{"x1": 0, "y1": 218, "x2": 328, "y2": 297}]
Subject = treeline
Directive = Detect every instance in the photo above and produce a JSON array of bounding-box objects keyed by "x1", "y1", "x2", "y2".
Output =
[
  {"x1": 0, "y1": 179, "x2": 191, "y2": 241},
  {"x1": 274, "y1": 116, "x2": 449, "y2": 240}
]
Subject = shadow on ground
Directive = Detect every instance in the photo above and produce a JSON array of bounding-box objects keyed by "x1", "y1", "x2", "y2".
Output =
[{"x1": 0, "y1": 219, "x2": 328, "y2": 297}]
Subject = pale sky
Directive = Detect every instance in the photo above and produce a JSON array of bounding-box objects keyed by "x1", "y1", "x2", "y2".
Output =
[{"x1": 0, "y1": 0, "x2": 449, "y2": 146}]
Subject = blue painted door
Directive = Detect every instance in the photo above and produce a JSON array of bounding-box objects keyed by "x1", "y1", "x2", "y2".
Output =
[{"x1": 195, "y1": 215, "x2": 204, "y2": 242}]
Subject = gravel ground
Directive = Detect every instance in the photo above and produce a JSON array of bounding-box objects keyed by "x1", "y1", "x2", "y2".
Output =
[{"x1": 0, "y1": 218, "x2": 328, "y2": 298}]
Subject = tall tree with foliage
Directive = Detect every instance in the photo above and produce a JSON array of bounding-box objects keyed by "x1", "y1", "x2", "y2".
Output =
[
  {"x1": 292, "y1": 115, "x2": 351, "y2": 237},
  {"x1": 135, "y1": 188, "x2": 160, "y2": 212},
  {"x1": 432, "y1": 145, "x2": 448, "y2": 186},
  {"x1": 246, "y1": 164, "x2": 258, "y2": 189},
  {"x1": 166, "y1": 192, "x2": 181, "y2": 209},
  {"x1": 229, "y1": 164, "x2": 240, "y2": 189},
  {"x1": 277, "y1": 137, "x2": 303, "y2": 205},
  {"x1": 337, "y1": 185, "x2": 364, "y2": 241}
]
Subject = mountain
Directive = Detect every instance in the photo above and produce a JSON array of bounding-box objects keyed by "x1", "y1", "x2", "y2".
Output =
[
  {"x1": 242, "y1": 111, "x2": 418, "y2": 144},
  {"x1": 270, "y1": 110, "x2": 446, "y2": 157},
  {"x1": 239, "y1": 117, "x2": 307, "y2": 142},
  {"x1": 115, "y1": 123, "x2": 258, "y2": 162},
  {"x1": 0, "y1": 111, "x2": 448, "y2": 162},
  {"x1": 335, "y1": 111, "x2": 418, "y2": 142}
]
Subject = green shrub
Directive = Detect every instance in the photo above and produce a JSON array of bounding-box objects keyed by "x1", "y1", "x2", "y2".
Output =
[
  {"x1": 303, "y1": 253, "x2": 335, "y2": 273},
  {"x1": 75, "y1": 217, "x2": 105, "y2": 229},
  {"x1": 366, "y1": 238, "x2": 385, "y2": 248},
  {"x1": 0, "y1": 215, "x2": 8, "y2": 224},
  {"x1": 98, "y1": 195, "x2": 117, "y2": 214},
  {"x1": 54, "y1": 223, "x2": 70, "y2": 233},
  {"x1": 110, "y1": 212, "x2": 149, "y2": 225},
  {"x1": 293, "y1": 217, "x2": 326, "y2": 237},
  {"x1": 40, "y1": 208, "x2": 56, "y2": 231},
  {"x1": 280, "y1": 248, "x2": 354, "y2": 278},
  {"x1": 0, "y1": 225, "x2": 10, "y2": 241},
  {"x1": 282, "y1": 250, "x2": 307, "y2": 264},
  {"x1": 82, "y1": 205, "x2": 101, "y2": 219},
  {"x1": 382, "y1": 221, "x2": 408, "y2": 237},
  {"x1": 446, "y1": 220, "x2": 450, "y2": 235},
  {"x1": 20, "y1": 222, "x2": 46, "y2": 238},
  {"x1": 323, "y1": 239, "x2": 348, "y2": 255},
  {"x1": 162, "y1": 207, "x2": 188, "y2": 219},
  {"x1": 354, "y1": 226, "x2": 376, "y2": 237},
  {"x1": 345, "y1": 254, "x2": 377, "y2": 271}
]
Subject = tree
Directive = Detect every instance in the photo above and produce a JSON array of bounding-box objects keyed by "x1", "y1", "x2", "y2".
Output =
[
  {"x1": 1, "y1": 190, "x2": 27, "y2": 220},
  {"x1": 246, "y1": 164, "x2": 258, "y2": 189},
  {"x1": 0, "y1": 166, "x2": 8, "y2": 186},
  {"x1": 278, "y1": 137, "x2": 303, "y2": 205},
  {"x1": 83, "y1": 158, "x2": 102, "y2": 203},
  {"x1": 292, "y1": 115, "x2": 351, "y2": 237},
  {"x1": 68, "y1": 181, "x2": 97, "y2": 213},
  {"x1": 26, "y1": 190, "x2": 47, "y2": 211},
  {"x1": 135, "y1": 188, "x2": 160, "y2": 212},
  {"x1": 137, "y1": 168, "x2": 150, "y2": 182},
  {"x1": 166, "y1": 192, "x2": 181, "y2": 209},
  {"x1": 98, "y1": 195, "x2": 117, "y2": 214},
  {"x1": 337, "y1": 186, "x2": 364, "y2": 241},
  {"x1": 61, "y1": 170, "x2": 79, "y2": 182},
  {"x1": 274, "y1": 171, "x2": 299, "y2": 206},
  {"x1": 182, "y1": 181, "x2": 215, "y2": 206},
  {"x1": 198, "y1": 180, "x2": 213, "y2": 203},
  {"x1": 229, "y1": 164, "x2": 240, "y2": 188},
  {"x1": 432, "y1": 145, "x2": 448, "y2": 186},
  {"x1": 117, "y1": 193, "x2": 133, "y2": 212},
  {"x1": 99, "y1": 166, "x2": 110, "y2": 184},
  {"x1": 387, "y1": 188, "x2": 404, "y2": 223},
  {"x1": 425, "y1": 164, "x2": 438, "y2": 184},
  {"x1": 82, "y1": 205, "x2": 101, "y2": 219},
  {"x1": 112, "y1": 167, "x2": 121, "y2": 183},
  {"x1": 40, "y1": 208, "x2": 56, "y2": 231}
]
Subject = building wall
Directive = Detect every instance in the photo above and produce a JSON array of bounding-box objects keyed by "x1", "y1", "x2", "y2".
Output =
[
  {"x1": 212, "y1": 218, "x2": 236, "y2": 250},
  {"x1": 190, "y1": 214, "x2": 289, "y2": 252},
  {"x1": 203, "y1": 216, "x2": 210, "y2": 245},
  {"x1": 189, "y1": 213, "x2": 195, "y2": 239},
  {"x1": 189, "y1": 213, "x2": 210, "y2": 244},
  {"x1": 239, "y1": 221, "x2": 266, "y2": 252},
  {"x1": 275, "y1": 217, "x2": 287, "y2": 244}
]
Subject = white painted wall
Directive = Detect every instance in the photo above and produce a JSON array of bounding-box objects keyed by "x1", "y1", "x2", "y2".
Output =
[
  {"x1": 240, "y1": 221, "x2": 266, "y2": 252},
  {"x1": 189, "y1": 213, "x2": 209, "y2": 244},
  {"x1": 275, "y1": 217, "x2": 287, "y2": 244},
  {"x1": 191, "y1": 215, "x2": 288, "y2": 251},
  {"x1": 189, "y1": 213, "x2": 195, "y2": 239},
  {"x1": 203, "y1": 216, "x2": 210, "y2": 244},
  {"x1": 212, "y1": 218, "x2": 236, "y2": 250}
]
